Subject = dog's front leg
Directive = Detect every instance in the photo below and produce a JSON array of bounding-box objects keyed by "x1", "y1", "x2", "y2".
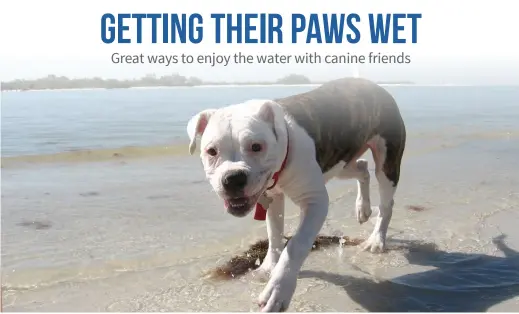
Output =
[
  {"x1": 254, "y1": 193, "x2": 285, "y2": 280},
  {"x1": 257, "y1": 178, "x2": 329, "y2": 312}
]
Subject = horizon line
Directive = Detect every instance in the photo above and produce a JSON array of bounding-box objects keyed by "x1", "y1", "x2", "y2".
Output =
[{"x1": 4, "y1": 83, "x2": 519, "y2": 94}]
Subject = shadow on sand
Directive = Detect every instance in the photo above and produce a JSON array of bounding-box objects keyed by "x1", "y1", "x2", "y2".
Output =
[{"x1": 300, "y1": 235, "x2": 519, "y2": 312}]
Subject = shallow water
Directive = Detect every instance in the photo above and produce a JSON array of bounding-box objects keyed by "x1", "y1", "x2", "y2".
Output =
[
  {"x1": 2, "y1": 85, "x2": 519, "y2": 311},
  {"x1": 2, "y1": 85, "x2": 518, "y2": 159}
]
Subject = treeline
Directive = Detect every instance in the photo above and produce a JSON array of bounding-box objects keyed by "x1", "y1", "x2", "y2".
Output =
[{"x1": 0, "y1": 73, "x2": 314, "y2": 91}]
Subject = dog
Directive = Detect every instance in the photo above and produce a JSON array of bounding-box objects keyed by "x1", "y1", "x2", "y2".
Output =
[{"x1": 186, "y1": 77, "x2": 406, "y2": 312}]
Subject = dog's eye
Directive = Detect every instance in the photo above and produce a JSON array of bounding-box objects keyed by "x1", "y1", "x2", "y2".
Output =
[
  {"x1": 251, "y1": 143, "x2": 262, "y2": 152},
  {"x1": 206, "y1": 147, "x2": 217, "y2": 156}
]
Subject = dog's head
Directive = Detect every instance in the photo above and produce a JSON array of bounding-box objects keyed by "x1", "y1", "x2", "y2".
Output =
[{"x1": 186, "y1": 100, "x2": 288, "y2": 218}]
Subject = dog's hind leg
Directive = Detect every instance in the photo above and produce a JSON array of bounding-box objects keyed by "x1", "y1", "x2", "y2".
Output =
[
  {"x1": 361, "y1": 134, "x2": 405, "y2": 253},
  {"x1": 337, "y1": 158, "x2": 372, "y2": 224}
]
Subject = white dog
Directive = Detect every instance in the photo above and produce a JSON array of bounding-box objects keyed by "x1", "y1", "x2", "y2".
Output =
[{"x1": 186, "y1": 77, "x2": 406, "y2": 312}]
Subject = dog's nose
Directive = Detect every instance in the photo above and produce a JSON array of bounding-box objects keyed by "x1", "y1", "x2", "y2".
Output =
[{"x1": 222, "y1": 170, "x2": 248, "y2": 191}]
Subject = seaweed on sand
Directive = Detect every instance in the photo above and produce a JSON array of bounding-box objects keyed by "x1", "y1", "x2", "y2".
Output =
[
  {"x1": 407, "y1": 205, "x2": 428, "y2": 212},
  {"x1": 206, "y1": 235, "x2": 363, "y2": 280}
]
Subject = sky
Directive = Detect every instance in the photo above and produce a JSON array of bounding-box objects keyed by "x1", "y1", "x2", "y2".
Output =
[{"x1": 1, "y1": 0, "x2": 518, "y2": 84}]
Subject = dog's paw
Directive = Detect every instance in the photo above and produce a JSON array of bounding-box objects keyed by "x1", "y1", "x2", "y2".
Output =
[
  {"x1": 252, "y1": 261, "x2": 276, "y2": 282},
  {"x1": 257, "y1": 271, "x2": 297, "y2": 312},
  {"x1": 253, "y1": 251, "x2": 281, "y2": 281},
  {"x1": 355, "y1": 201, "x2": 372, "y2": 224},
  {"x1": 360, "y1": 232, "x2": 386, "y2": 253}
]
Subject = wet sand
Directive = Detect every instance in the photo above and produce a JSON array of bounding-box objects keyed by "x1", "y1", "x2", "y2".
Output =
[{"x1": 2, "y1": 129, "x2": 519, "y2": 311}]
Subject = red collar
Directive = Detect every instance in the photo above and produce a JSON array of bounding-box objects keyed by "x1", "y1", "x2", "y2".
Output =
[{"x1": 253, "y1": 135, "x2": 289, "y2": 221}]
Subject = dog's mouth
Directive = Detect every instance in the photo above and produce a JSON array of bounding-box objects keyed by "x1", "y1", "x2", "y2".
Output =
[{"x1": 224, "y1": 192, "x2": 262, "y2": 218}]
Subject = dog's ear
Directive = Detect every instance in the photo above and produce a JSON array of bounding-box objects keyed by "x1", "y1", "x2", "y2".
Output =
[
  {"x1": 257, "y1": 101, "x2": 276, "y2": 124},
  {"x1": 186, "y1": 109, "x2": 217, "y2": 155},
  {"x1": 256, "y1": 101, "x2": 285, "y2": 141}
]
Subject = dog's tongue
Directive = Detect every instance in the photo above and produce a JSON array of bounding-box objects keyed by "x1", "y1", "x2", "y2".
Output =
[{"x1": 254, "y1": 203, "x2": 267, "y2": 220}]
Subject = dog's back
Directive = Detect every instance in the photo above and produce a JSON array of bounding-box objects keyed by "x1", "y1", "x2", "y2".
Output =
[{"x1": 276, "y1": 77, "x2": 406, "y2": 179}]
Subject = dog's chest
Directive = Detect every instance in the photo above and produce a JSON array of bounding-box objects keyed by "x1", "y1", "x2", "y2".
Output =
[{"x1": 265, "y1": 185, "x2": 284, "y2": 198}]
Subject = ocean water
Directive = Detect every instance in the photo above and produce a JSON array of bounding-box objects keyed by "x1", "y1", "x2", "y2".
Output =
[
  {"x1": 1, "y1": 84, "x2": 519, "y2": 311},
  {"x1": 1, "y1": 85, "x2": 519, "y2": 158}
]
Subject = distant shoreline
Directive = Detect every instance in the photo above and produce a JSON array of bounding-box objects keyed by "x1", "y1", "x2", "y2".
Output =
[
  {"x1": 3, "y1": 74, "x2": 519, "y2": 93},
  {"x1": 3, "y1": 83, "x2": 509, "y2": 93},
  {"x1": 1, "y1": 83, "x2": 423, "y2": 93},
  {"x1": 3, "y1": 84, "x2": 323, "y2": 93},
  {"x1": 0, "y1": 73, "x2": 417, "y2": 92}
]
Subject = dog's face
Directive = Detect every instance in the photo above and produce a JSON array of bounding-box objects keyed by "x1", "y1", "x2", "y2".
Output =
[{"x1": 187, "y1": 100, "x2": 287, "y2": 217}]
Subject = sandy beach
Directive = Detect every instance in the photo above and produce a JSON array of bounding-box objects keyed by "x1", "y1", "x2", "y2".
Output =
[
  {"x1": 3, "y1": 134, "x2": 519, "y2": 311},
  {"x1": 2, "y1": 85, "x2": 519, "y2": 311}
]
